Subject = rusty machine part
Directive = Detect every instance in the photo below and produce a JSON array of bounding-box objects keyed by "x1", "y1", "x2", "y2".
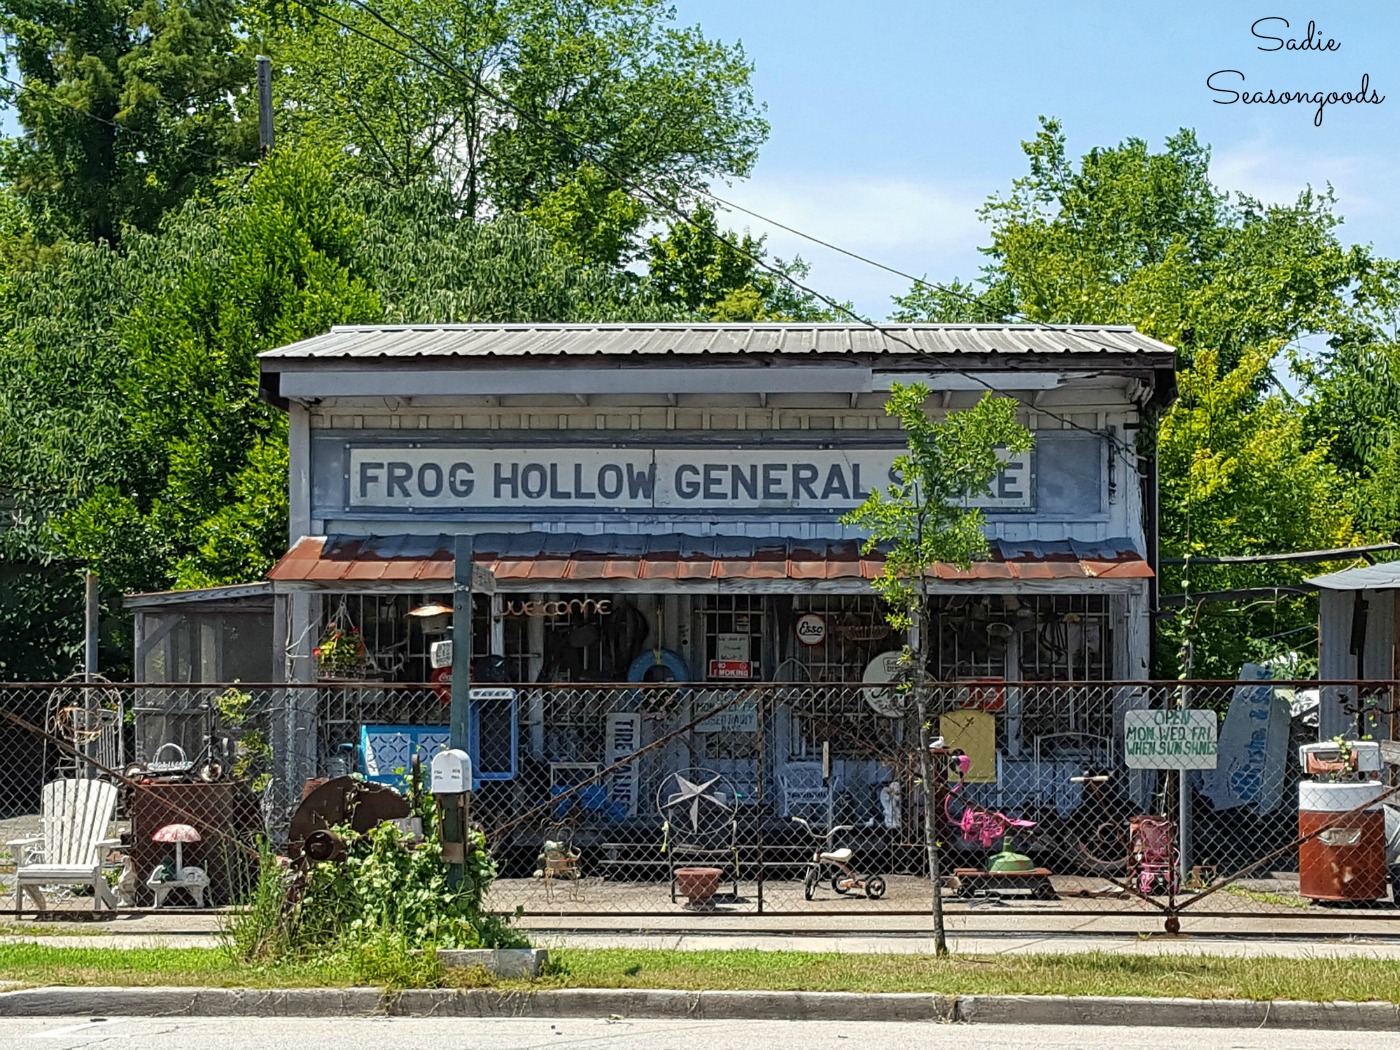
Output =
[
  {"x1": 286, "y1": 776, "x2": 411, "y2": 858},
  {"x1": 303, "y1": 829, "x2": 348, "y2": 864}
]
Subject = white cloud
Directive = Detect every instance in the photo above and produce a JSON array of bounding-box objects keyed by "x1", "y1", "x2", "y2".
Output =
[
  {"x1": 709, "y1": 173, "x2": 989, "y2": 319},
  {"x1": 1210, "y1": 141, "x2": 1377, "y2": 215}
]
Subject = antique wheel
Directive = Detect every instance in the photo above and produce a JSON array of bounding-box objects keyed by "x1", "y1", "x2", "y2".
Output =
[
  {"x1": 865, "y1": 875, "x2": 887, "y2": 900},
  {"x1": 803, "y1": 865, "x2": 818, "y2": 901},
  {"x1": 1072, "y1": 820, "x2": 1130, "y2": 874},
  {"x1": 831, "y1": 874, "x2": 850, "y2": 895}
]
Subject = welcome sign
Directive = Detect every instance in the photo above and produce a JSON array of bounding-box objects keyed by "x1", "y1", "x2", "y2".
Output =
[{"x1": 347, "y1": 445, "x2": 1034, "y2": 512}]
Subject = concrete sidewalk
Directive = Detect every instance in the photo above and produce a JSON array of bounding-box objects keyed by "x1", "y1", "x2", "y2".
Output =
[{"x1": 4, "y1": 908, "x2": 1400, "y2": 958}]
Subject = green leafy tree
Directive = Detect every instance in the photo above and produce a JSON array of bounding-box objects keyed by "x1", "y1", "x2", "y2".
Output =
[
  {"x1": 251, "y1": 0, "x2": 767, "y2": 266},
  {"x1": 1156, "y1": 349, "x2": 1361, "y2": 678},
  {"x1": 1298, "y1": 258, "x2": 1400, "y2": 538},
  {"x1": 842, "y1": 385, "x2": 1033, "y2": 954},
  {"x1": 893, "y1": 117, "x2": 1386, "y2": 674},
  {"x1": 890, "y1": 277, "x2": 1015, "y2": 325},
  {"x1": 0, "y1": 0, "x2": 259, "y2": 244},
  {"x1": 892, "y1": 117, "x2": 1369, "y2": 368},
  {"x1": 0, "y1": 145, "x2": 682, "y2": 678},
  {"x1": 644, "y1": 202, "x2": 841, "y2": 321},
  {"x1": 358, "y1": 182, "x2": 674, "y2": 324}
]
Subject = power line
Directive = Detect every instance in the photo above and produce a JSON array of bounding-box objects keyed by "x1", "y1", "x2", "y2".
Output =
[
  {"x1": 0, "y1": 70, "x2": 241, "y2": 169},
  {"x1": 0, "y1": 71, "x2": 123, "y2": 133},
  {"x1": 696, "y1": 187, "x2": 990, "y2": 310},
  {"x1": 305, "y1": 0, "x2": 1144, "y2": 457}
]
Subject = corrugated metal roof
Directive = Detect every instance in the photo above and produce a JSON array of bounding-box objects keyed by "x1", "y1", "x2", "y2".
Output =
[
  {"x1": 260, "y1": 323, "x2": 1176, "y2": 362},
  {"x1": 1308, "y1": 562, "x2": 1400, "y2": 591},
  {"x1": 267, "y1": 533, "x2": 1152, "y2": 585},
  {"x1": 123, "y1": 581, "x2": 273, "y2": 609}
]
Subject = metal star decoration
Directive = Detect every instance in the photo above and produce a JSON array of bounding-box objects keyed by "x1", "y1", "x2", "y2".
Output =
[{"x1": 662, "y1": 773, "x2": 732, "y2": 835}]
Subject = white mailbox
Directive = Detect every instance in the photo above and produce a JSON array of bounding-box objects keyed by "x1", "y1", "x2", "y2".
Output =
[{"x1": 430, "y1": 748, "x2": 473, "y2": 794}]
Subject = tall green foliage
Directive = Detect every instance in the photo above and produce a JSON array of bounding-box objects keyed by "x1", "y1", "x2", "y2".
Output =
[
  {"x1": 42, "y1": 148, "x2": 380, "y2": 594},
  {"x1": 249, "y1": 0, "x2": 767, "y2": 267},
  {"x1": 0, "y1": 0, "x2": 259, "y2": 244},
  {"x1": 895, "y1": 118, "x2": 1369, "y2": 369},
  {"x1": 1299, "y1": 259, "x2": 1400, "y2": 540},
  {"x1": 893, "y1": 117, "x2": 1389, "y2": 675},
  {"x1": 1156, "y1": 349, "x2": 1359, "y2": 677},
  {"x1": 644, "y1": 202, "x2": 841, "y2": 321}
]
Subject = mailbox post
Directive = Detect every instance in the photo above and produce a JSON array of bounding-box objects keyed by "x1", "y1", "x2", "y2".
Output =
[
  {"x1": 431, "y1": 748, "x2": 474, "y2": 884},
  {"x1": 447, "y1": 534, "x2": 474, "y2": 887}
]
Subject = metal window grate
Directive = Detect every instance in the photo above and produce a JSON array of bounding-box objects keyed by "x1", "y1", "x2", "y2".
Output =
[{"x1": 701, "y1": 595, "x2": 765, "y2": 682}]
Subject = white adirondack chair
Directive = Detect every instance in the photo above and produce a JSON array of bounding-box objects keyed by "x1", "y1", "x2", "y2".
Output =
[{"x1": 8, "y1": 778, "x2": 121, "y2": 916}]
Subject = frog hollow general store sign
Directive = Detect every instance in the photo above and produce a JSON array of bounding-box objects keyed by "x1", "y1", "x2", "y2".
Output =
[{"x1": 347, "y1": 445, "x2": 1034, "y2": 513}]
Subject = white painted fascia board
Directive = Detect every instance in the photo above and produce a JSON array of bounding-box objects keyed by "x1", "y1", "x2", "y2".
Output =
[
  {"x1": 279, "y1": 367, "x2": 873, "y2": 399},
  {"x1": 871, "y1": 372, "x2": 1134, "y2": 393}
]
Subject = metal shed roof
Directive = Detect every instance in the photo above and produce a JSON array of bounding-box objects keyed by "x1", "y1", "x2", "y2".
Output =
[
  {"x1": 1308, "y1": 562, "x2": 1400, "y2": 591},
  {"x1": 259, "y1": 323, "x2": 1177, "y2": 362},
  {"x1": 268, "y1": 533, "x2": 1152, "y2": 591}
]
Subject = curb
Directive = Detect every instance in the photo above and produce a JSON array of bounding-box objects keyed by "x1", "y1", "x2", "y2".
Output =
[
  {"x1": 957, "y1": 994, "x2": 1400, "y2": 1031},
  {"x1": 1, "y1": 987, "x2": 1398, "y2": 1030}
]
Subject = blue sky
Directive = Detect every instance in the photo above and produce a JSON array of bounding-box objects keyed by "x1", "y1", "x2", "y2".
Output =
[{"x1": 673, "y1": 0, "x2": 1400, "y2": 318}]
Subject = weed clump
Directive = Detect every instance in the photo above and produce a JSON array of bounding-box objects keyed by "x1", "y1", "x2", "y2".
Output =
[{"x1": 224, "y1": 810, "x2": 526, "y2": 987}]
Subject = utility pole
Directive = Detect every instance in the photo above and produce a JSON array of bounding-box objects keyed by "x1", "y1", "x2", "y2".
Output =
[{"x1": 256, "y1": 55, "x2": 274, "y2": 158}]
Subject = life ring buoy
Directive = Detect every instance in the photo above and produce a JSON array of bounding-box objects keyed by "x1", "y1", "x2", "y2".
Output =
[
  {"x1": 626, "y1": 649, "x2": 689, "y2": 717},
  {"x1": 627, "y1": 649, "x2": 689, "y2": 683}
]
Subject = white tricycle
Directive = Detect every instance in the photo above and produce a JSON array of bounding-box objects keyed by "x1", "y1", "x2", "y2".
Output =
[{"x1": 792, "y1": 816, "x2": 887, "y2": 900}]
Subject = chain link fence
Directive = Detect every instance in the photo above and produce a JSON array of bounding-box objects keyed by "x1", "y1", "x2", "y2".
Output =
[{"x1": 1, "y1": 679, "x2": 1397, "y2": 928}]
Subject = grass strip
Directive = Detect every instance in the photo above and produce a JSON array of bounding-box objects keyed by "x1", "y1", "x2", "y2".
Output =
[
  {"x1": 539, "y1": 947, "x2": 1400, "y2": 1001},
  {"x1": 2, "y1": 943, "x2": 1399, "y2": 1002}
]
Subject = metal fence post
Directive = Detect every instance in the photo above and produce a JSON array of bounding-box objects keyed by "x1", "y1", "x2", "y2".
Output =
[
  {"x1": 1178, "y1": 685, "x2": 1193, "y2": 886},
  {"x1": 756, "y1": 687, "x2": 765, "y2": 913}
]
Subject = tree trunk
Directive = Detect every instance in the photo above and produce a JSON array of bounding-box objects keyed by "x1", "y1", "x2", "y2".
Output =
[{"x1": 913, "y1": 600, "x2": 948, "y2": 955}]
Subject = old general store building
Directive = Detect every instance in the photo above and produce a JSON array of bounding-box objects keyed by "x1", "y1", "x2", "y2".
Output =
[{"x1": 130, "y1": 323, "x2": 1176, "y2": 838}]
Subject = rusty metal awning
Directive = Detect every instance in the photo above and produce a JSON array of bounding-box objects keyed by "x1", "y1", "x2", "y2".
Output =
[{"x1": 267, "y1": 533, "x2": 1151, "y2": 593}]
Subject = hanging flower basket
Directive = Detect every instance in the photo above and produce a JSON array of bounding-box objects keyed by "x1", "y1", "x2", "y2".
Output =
[
  {"x1": 314, "y1": 626, "x2": 369, "y2": 679},
  {"x1": 315, "y1": 599, "x2": 369, "y2": 679}
]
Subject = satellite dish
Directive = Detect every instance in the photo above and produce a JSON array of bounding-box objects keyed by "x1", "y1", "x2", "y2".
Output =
[
  {"x1": 655, "y1": 767, "x2": 736, "y2": 842},
  {"x1": 862, "y1": 651, "x2": 909, "y2": 718}
]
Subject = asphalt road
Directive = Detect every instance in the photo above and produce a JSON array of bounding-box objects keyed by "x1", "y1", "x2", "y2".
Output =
[{"x1": 1, "y1": 1017, "x2": 1395, "y2": 1049}]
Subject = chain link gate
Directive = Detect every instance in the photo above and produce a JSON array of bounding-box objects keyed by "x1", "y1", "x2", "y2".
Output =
[{"x1": 0, "y1": 679, "x2": 1396, "y2": 934}]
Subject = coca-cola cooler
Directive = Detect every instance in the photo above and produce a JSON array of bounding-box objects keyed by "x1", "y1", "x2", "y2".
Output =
[{"x1": 1297, "y1": 741, "x2": 1387, "y2": 902}]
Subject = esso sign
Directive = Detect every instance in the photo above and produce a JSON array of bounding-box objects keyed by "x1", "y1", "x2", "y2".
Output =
[{"x1": 795, "y1": 613, "x2": 826, "y2": 646}]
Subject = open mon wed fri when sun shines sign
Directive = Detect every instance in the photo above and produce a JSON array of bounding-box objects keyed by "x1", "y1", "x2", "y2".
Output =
[{"x1": 1123, "y1": 709, "x2": 1219, "y2": 770}]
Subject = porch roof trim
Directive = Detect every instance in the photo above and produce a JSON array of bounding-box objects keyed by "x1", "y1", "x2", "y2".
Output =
[{"x1": 266, "y1": 533, "x2": 1152, "y2": 589}]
